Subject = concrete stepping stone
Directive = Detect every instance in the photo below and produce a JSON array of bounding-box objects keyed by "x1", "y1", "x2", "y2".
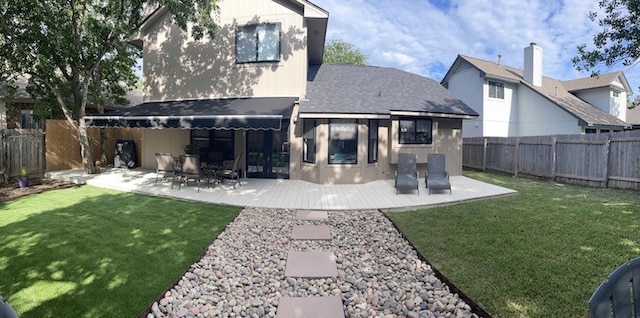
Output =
[
  {"x1": 276, "y1": 296, "x2": 345, "y2": 318},
  {"x1": 285, "y1": 251, "x2": 338, "y2": 277},
  {"x1": 296, "y1": 210, "x2": 328, "y2": 221},
  {"x1": 291, "y1": 225, "x2": 331, "y2": 240}
]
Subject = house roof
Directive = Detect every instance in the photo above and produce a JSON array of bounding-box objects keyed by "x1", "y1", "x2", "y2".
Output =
[
  {"x1": 442, "y1": 55, "x2": 628, "y2": 128},
  {"x1": 627, "y1": 106, "x2": 640, "y2": 126},
  {"x1": 299, "y1": 64, "x2": 478, "y2": 119},
  {"x1": 562, "y1": 71, "x2": 633, "y2": 94},
  {"x1": 85, "y1": 97, "x2": 296, "y2": 130},
  {"x1": 1, "y1": 75, "x2": 142, "y2": 110}
]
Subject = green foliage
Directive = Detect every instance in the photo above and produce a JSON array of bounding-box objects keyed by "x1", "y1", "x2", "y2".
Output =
[
  {"x1": 323, "y1": 39, "x2": 368, "y2": 66},
  {"x1": 183, "y1": 143, "x2": 200, "y2": 155},
  {"x1": 0, "y1": 0, "x2": 220, "y2": 172},
  {"x1": 388, "y1": 172, "x2": 640, "y2": 317},
  {"x1": 0, "y1": 186, "x2": 240, "y2": 317},
  {"x1": 573, "y1": 0, "x2": 640, "y2": 93},
  {"x1": 20, "y1": 167, "x2": 27, "y2": 177}
]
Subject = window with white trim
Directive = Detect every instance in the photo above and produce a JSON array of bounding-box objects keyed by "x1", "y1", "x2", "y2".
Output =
[
  {"x1": 489, "y1": 81, "x2": 505, "y2": 99},
  {"x1": 236, "y1": 23, "x2": 281, "y2": 63}
]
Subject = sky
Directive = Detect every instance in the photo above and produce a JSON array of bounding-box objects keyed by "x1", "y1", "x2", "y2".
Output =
[{"x1": 310, "y1": 0, "x2": 640, "y2": 96}]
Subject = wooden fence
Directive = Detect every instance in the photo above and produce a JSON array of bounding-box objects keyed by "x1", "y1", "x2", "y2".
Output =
[
  {"x1": 0, "y1": 129, "x2": 46, "y2": 182},
  {"x1": 45, "y1": 119, "x2": 142, "y2": 171},
  {"x1": 463, "y1": 131, "x2": 640, "y2": 189}
]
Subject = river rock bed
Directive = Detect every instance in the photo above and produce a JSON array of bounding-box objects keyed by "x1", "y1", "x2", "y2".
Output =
[{"x1": 147, "y1": 208, "x2": 478, "y2": 318}]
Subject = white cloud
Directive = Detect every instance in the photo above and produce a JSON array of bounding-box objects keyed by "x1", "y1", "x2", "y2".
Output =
[{"x1": 312, "y1": 0, "x2": 639, "y2": 95}]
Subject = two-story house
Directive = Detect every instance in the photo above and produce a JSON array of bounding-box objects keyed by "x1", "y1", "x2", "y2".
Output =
[
  {"x1": 85, "y1": 0, "x2": 478, "y2": 184},
  {"x1": 441, "y1": 43, "x2": 632, "y2": 137}
]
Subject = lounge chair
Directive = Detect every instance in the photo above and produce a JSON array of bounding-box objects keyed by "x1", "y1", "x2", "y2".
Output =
[
  {"x1": 425, "y1": 153, "x2": 451, "y2": 195},
  {"x1": 178, "y1": 154, "x2": 208, "y2": 192},
  {"x1": 588, "y1": 256, "x2": 640, "y2": 318},
  {"x1": 0, "y1": 296, "x2": 17, "y2": 318},
  {"x1": 154, "y1": 152, "x2": 177, "y2": 188},
  {"x1": 219, "y1": 153, "x2": 242, "y2": 189},
  {"x1": 394, "y1": 153, "x2": 419, "y2": 195}
]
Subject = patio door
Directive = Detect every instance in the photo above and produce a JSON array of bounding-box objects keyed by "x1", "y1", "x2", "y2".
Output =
[{"x1": 246, "y1": 123, "x2": 289, "y2": 179}]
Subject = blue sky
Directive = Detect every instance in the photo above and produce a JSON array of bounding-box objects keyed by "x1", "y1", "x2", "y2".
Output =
[{"x1": 311, "y1": 0, "x2": 639, "y2": 96}]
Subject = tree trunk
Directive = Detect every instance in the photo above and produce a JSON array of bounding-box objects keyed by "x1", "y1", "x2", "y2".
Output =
[
  {"x1": 78, "y1": 117, "x2": 96, "y2": 174},
  {"x1": 100, "y1": 128, "x2": 107, "y2": 166}
]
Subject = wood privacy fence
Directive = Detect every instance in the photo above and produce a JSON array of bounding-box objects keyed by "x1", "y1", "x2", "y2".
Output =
[
  {"x1": 45, "y1": 119, "x2": 142, "y2": 171},
  {"x1": 463, "y1": 131, "x2": 640, "y2": 190},
  {"x1": 0, "y1": 129, "x2": 46, "y2": 182}
]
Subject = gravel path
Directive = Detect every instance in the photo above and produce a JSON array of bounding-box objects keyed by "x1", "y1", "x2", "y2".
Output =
[{"x1": 147, "y1": 208, "x2": 479, "y2": 318}]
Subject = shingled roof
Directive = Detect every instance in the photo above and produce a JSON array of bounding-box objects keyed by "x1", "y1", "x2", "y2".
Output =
[
  {"x1": 445, "y1": 55, "x2": 628, "y2": 128},
  {"x1": 299, "y1": 64, "x2": 478, "y2": 118},
  {"x1": 562, "y1": 71, "x2": 631, "y2": 93}
]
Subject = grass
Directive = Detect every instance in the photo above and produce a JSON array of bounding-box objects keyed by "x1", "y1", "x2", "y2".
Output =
[
  {"x1": 0, "y1": 185, "x2": 240, "y2": 318},
  {"x1": 387, "y1": 171, "x2": 640, "y2": 318}
]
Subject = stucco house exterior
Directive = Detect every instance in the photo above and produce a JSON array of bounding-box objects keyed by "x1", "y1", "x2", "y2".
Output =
[
  {"x1": 441, "y1": 43, "x2": 632, "y2": 137},
  {"x1": 85, "y1": 0, "x2": 478, "y2": 184}
]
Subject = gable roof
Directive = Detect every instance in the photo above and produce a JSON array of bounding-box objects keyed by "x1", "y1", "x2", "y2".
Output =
[
  {"x1": 132, "y1": 0, "x2": 328, "y2": 64},
  {"x1": 299, "y1": 64, "x2": 478, "y2": 119},
  {"x1": 627, "y1": 106, "x2": 640, "y2": 127},
  {"x1": 562, "y1": 71, "x2": 633, "y2": 94},
  {"x1": 442, "y1": 55, "x2": 628, "y2": 128}
]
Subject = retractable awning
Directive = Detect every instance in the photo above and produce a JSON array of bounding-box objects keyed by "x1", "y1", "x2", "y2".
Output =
[{"x1": 84, "y1": 97, "x2": 296, "y2": 130}]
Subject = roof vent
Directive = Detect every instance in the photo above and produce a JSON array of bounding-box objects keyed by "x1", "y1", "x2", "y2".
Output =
[{"x1": 497, "y1": 54, "x2": 502, "y2": 66}]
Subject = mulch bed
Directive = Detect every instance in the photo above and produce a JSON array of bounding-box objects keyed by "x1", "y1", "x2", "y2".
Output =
[{"x1": 0, "y1": 178, "x2": 80, "y2": 203}]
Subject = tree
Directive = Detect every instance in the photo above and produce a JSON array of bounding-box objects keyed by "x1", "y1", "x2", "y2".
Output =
[
  {"x1": 0, "y1": 0, "x2": 219, "y2": 173},
  {"x1": 573, "y1": 0, "x2": 639, "y2": 107},
  {"x1": 323, "y1": 39, "x2": 368, "y2": 65}
]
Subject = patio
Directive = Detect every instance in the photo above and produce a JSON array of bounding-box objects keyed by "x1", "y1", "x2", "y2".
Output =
[{"x1": 46, "y1": 168, "x2": 516, "y2": 211}]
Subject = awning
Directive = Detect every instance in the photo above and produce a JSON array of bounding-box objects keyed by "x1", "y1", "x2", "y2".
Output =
[{"x1": 84, "y1": 97, "x2": 296, "y2": 130}]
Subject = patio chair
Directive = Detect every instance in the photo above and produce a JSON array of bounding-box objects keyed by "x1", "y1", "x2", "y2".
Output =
[
  {"x1": 219, "y1": 153, "x2": 242, "y2": 189},
  {"x1": 394, "y1": 153, "x2": 419, "y2": 195},
  {"x1": 425, "y1": 153, "x2": 451, "y2": 195},
  {"x1": 178, "y1": 154, "x2": 208, "y2": 192},
  {"x1": 588, "y1": 256, "x2": 640, "y2": 318},
  {"x1": 154, "y1": 152, "x2": 177, "y2": 188}
]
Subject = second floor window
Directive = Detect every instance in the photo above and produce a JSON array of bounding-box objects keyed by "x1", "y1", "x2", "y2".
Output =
[
  {"x1": 236, "y1": 23, "x2": 281, "y2": 63},
  {"x1": 489, "y1": 81, "x2": 505, "y2": 99}
]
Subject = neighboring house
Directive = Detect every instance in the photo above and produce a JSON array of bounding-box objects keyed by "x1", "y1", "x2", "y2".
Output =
[
  {"x1": 628, "y1": 105, "x2": 640, "y2": 130},
  {"x1": 0, "y1": 75, "x2": 142, "y2": 130},
  {"x1": 85, "y1": 0, "x2": 478, "y2": 184},
  {"x1": 441, "y1": 43, "x2": 632, "y2": 137}
]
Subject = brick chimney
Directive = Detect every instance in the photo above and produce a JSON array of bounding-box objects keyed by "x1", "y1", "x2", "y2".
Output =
[{"x1": 524, "y1": 43, "x2": 542, "y2": 87}]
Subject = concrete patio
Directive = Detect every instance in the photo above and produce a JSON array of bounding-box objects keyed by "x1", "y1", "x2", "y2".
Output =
[{"x1": 46, "y1": 168, "x2": 516, "y2": 211}]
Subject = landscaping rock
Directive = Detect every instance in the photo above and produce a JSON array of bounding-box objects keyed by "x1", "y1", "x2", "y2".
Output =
[{"x1": 146, "y1": 208, "x2": 478, "y2": 318}]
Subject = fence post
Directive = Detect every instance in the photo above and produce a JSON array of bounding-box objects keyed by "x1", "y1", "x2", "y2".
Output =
[
  {"x1": 514, "y1": 138, "x2": 520, "y2": 177},
  {"x1": 0, "y1": 130, "x2": 5, "y2": 184},
  {"x1": 551, "y1": 136, "x2": 557, "y2": 181},
  {"x1": 604, "y1": 135, "x2": 611, "y2": 188},
  {"x1": 482, "y1": 138, "x2": 487, "y2": 172}
]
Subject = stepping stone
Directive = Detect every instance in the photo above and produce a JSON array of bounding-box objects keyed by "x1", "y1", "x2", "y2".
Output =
[
  {"x1": 291, "y1": 225, "x2": 331, "y2": 240},
  {"x1": 285, "y1": 251, "x2": 338, "y2": 277},
  {"x1": 296, "y1": 210, "x2": 328, "y2": 221},
  {"x1": 276, "y1": 296, "x2": 345, "y2": 318}
]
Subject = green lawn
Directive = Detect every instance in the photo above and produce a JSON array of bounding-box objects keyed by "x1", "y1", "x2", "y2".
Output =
[
  {"x1": 387, "y1": 171, "x2": 640, "y2": 317},
  {"x1": 0, "y1": 185, "x2": 240, "y2": 318}
]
